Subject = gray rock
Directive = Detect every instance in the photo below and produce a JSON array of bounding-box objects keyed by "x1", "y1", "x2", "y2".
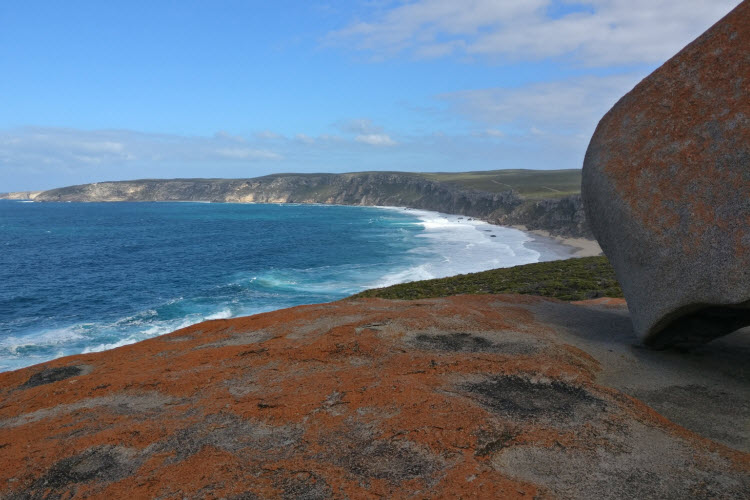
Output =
[{"x1": 582, "y1": 2, "x2": 750, "y2": 348}]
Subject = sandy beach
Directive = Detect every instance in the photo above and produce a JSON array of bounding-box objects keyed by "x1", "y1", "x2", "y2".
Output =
[{"x1": 511, "y1": 224, "x2": 603, "y2": 258}]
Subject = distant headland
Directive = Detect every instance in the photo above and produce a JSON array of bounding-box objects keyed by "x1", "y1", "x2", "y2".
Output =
[{"x1": 1, "y1": 169, "x2": 593, "y2": 241}]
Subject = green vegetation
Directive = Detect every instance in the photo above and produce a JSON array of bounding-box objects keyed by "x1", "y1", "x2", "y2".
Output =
[
  {"x1": 352, "y1": 256, "x2": 622, "y2": 301},
  {"x1": 418, "y1": 169, "x2": 582, "y2": 199}
]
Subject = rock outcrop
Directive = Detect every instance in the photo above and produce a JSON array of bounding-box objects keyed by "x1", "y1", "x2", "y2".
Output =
[
  {"x1": 34, "y1": 173, "x2": 522, "y2": 218},
  {"x1": 496, "y1": 194, "x2": 590, "y2": 238},
  {"x1": 29, "y1": 172, "x2": 592, "y2": 238},
  {"x1": 0, "y1": 295, "x2": 748, "y2": 498},
  {"x1": 582, "y1": 2, "x2": 750, "y2": 348},
  {"x1": 0, "y1": 191, "x2": 42, "y2": 200}
]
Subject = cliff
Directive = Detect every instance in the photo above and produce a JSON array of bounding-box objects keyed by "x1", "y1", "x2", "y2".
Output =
[
  {"x1": 1, "y1": 294, "x2": 747, "y2": 498},
  {"x1": 0, "y1": 191, "x2": 42, "y2": 200},
  {"x1": 24, "y1": 170, "x2": 592, "y2": 238}
]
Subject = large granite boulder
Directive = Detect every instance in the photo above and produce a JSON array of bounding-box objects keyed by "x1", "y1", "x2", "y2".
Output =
[{"x1": 582, "y1": 1, "x2": 750, "y2": 348}]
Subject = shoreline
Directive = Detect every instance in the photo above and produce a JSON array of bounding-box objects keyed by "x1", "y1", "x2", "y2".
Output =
[
  {"x1": 374, "y1": 205, "x2": 590, "y2": 264},
  {"x1": 3, "y1": 197, "x2": 602, "y2": 259},
  {"x1": 510, "y1": 224, "x2": 602, "y2": 258}
]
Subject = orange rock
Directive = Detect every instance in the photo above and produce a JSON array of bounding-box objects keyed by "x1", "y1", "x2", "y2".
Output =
[{"x1": 0, "y1": 295, "x2": 747, "y2": 498}]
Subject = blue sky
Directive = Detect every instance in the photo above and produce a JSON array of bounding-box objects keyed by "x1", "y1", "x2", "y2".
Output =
[{"x1": 0, "y1": 0, "x2": 741, "y2": 191}]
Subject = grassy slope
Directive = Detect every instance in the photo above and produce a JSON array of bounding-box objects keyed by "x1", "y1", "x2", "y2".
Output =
[
  {"x1": 352, "y1": 256, "x2": 622, "y2": 302},
  {"x1": 417, "y1": 169, "x2": 582, "y2": 199}
]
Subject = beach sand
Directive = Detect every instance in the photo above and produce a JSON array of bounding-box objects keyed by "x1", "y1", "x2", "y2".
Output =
[{"x1": 511, "y1": 225, "x2": 603, "y2": 258}]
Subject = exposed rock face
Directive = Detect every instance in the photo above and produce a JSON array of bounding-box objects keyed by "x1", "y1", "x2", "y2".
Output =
[
  {"x1": 582, "y1": 2, "x2": 750, "y2": 348},
  {"x1": 496, "y1": 194, "x2": 590, "y2": 238},
  {"x1": 0, "y1": 191, "x2": 42, "y2": 200},
  {"x1": 1, "y1": 295, "x2": 748, "y2": 498},
  {"x1": 31, "y1": 173, "x2": 591, "y2": 238},
  {"x1": 35, "y1": 173, "x2": 522, "y2": 219}
]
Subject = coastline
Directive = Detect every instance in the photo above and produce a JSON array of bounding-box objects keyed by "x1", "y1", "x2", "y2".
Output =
[
  {"x1": 3, "y1": 197, "x2": 602, "y2": 259},
  {"x1": 374, "y1": 205, "x2": 589, "y2": 266},
  {"x1": 510, "y1": 224, "x2": 602, "y2": 258}
]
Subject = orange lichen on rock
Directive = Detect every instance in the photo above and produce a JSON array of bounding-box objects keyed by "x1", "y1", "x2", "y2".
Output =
[{"x1": 0, "y1": 295, "x2": 748, "y2": 498}]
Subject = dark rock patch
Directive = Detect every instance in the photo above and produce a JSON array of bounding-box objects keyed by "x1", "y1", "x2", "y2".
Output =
[
  {"x1": 31, "y1": 446, "x2": 140, "y2": 491},
  {"x1": 159, "y1": 413, "x2": 303, "y2": 463},
  {"x1": 320, "y1": 421, "x2": 441, "y2": 485},
  {"x1": 463, "y1": 376, "x2": 605, "y2": 422},
  {"x1": 275, "y1": 471, "x2": 332, "y2": 500},
  {"x1": 415, "y1": 332, "x2": 492, "y2": 352},
  {"x1": 338, "y1": 439, "x2": 438, "y2": 483},
  {"x1": 21, "y1": 365, "x2": 86, "y2": 389},
  {"x1": 412, "y1": 332, "x2": 536, "y2": 355}
]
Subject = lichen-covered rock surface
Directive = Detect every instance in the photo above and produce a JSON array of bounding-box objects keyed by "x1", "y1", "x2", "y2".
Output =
[
  {"x1": 582, "y1": 2, "x2": 750, "y2": 347},
  {"x1": 1, "y1": 295, "x2": 748, "y2": 498}
]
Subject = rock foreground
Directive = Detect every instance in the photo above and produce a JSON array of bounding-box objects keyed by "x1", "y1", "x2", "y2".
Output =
[
  {"x1": 1, "y1": 295, "x2": 748, "y2": 499},
  {"x1": 582, "y1": 1, "x2": 750, "y2": 347}
]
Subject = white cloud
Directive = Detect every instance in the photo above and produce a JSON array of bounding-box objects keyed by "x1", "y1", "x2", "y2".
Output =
[
  {"x1": 355, "y1": 133, "x2": 397, "y2": 146},
  {"x1": 254, "y1": 130, "x2": 285, "y2": 140},
  {"x1": 215, "y1": 148, "x2": 282, "y2": 160},
  {"x1": 213, "y1": 131, "x2": 246, "y2": 143},
  {"x1": 483, "y1": 129, "x2": 505, "y2": 138},
  {"x1": 0, "y1": 124, "x2": 594, "y2": 191},
  {"x1": 295, "y1": 133, "x2": 315, "y2": 144},
  {"x1": 328, "y1": 0, "x2": 741, "y2": 66},
  {"x1": 335, "y1": 118, "x2": 383, "y2": 134},
  {"x1": 333, "y1": 118, "x2": 397, "y2": 145},
  {"x1": 439, "y1": 73, "x2": 642, "y2": 136},
  {"x1": 0, "y1": 127, "x2": 284, "y2": 170}
]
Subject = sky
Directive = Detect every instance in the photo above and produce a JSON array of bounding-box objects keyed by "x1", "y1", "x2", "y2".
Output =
[{"x1": 0, "y1": 0, "x2": 742, "y2": 191}]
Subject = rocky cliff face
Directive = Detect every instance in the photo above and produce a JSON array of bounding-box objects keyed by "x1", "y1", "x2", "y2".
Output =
[
  {"x1": 1, "y1": 295, "x2": 747, "y2": 498},
  {"x1": 0, "y1": 191, "x2": 42, "y2": 200},
  {"x1": 32, "y1": 172, "x2": 591, "y2": 238},
  {"x1": 496, "y1": 194, "x2": 590, "y2": 238}
]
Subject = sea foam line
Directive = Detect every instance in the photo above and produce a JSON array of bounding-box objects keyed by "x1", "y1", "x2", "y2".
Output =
[{"x1": 370, "y1": 206, "x2": 541, "y2": 288}]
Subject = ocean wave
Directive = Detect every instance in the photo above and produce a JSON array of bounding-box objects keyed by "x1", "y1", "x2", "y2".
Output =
[
  {"x1": 369, "y1": 208, "x2": 540, "y2": 287},
  {"x1": 0, "y1": 203, "x2": 567, "y2": 372}
]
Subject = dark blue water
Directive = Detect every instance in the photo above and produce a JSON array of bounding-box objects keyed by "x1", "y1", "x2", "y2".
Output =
[{"x1": 0, "y1": 201, "x2": 556, "y2": 371}]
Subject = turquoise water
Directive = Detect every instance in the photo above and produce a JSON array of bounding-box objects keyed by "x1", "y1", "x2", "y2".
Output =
[{"x1": 0, "y1": 201, "x2": 560, "y2": 371}]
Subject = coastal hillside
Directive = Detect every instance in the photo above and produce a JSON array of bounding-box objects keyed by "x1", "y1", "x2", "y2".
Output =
[{"x1": 3, "y1": 169, "x2": 590, "y2": 238}]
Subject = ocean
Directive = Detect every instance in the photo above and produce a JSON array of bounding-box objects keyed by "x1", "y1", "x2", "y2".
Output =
[{"x1": 0, "y1": 200, "x2": 570, "y2": 371}]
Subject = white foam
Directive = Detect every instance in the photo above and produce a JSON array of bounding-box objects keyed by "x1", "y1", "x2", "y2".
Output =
[
  {"x1": 0, "y1": 325, "x2": 86, "y2": 355},
  {"x1": 371, "y1": 207, "x2": 541, "y2": 288},
  {"x1": 205, "y1": 308, "x2": 232, "y2": 320}
]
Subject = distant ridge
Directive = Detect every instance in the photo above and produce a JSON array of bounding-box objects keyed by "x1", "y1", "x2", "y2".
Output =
[{"x1": 3, "y1": 169, "x2": 590, "y2": 238}]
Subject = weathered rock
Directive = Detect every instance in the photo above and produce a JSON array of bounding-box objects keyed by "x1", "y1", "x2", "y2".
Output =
[
  {"x1": 582, "y1": 2, "x2": 750, "y2": 348},
  {"x1": 496, "y1": 194, "x2": 592, "y2": 238},
  {"x1": 0, "y1": 295, "x2": 748, "y2": 498}
]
